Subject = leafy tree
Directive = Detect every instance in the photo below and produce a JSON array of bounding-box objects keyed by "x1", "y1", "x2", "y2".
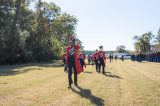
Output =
[
  {"x1": 133, "y1": 32, "x2": 153, "y2": 53},
  {"x1": 155, "y1": 28, "x2": 160, "y2": 47},
  {"x1": 0, "y1": 0, "x2": 82, "y2": 64},
  {"x1": 116, "y1": 45, "x2": 126, "y2": 53}
]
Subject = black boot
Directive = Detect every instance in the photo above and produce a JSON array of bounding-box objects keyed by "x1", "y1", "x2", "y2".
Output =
[
  {"x1": 68, "y1": 84, "x2": 71, "y2": 89},
  {"x1": 75, "y1": 83, "x2": 78, "y2": 87}
]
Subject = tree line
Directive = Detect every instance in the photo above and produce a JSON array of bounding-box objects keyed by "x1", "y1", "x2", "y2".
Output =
[
  {"x1": 0, "y1": 0, "x2": 83, "y2": 65},
  {"x1": 133, "y1": 28, "x2": 160, "y2": 54}
]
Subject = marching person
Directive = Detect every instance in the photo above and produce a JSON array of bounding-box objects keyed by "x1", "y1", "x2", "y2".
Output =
[
  {"x1": 90, "y1": 55, "x2": 95, "y2": 65},
  {"x1": 115, "y1": 55, "x2": 118, "y2": 62},
  {"x1": 61, "y1": 53, "x2": 67, "y2": 71},
  {"x1": 111, "y1": 54, "x2": 114, "y2": 62},
  {"x1": 121, "y1": 55, "x2": 124, "y2": 62},
  {"x1": 158, "y1": 51, "x2": 160, "y2": 62},
  {"x1": 94, "y1": 49, "x2": 99, "y2": 72},
  {"x1": 109, "y1": 54, "x2": 112, "y2": 63},
  {"x1": 88, "y1": 55, "x2": 91, "y2": 65},
  {"x1": 66, "y1": 36, "x2": 82, "y2": 88},
  {"x1": 79, "y1": 51, "x2": 86, "y2": 71},
  {"x1": 98, "y1": 45, "x2": 106, "y2": 74}
]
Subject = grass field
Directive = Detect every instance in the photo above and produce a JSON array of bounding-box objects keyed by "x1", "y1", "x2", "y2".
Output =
[{"x1": 0, "y1": 60, "x2": 160, "y2": 106}]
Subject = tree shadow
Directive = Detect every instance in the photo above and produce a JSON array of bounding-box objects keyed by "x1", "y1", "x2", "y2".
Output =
[
  {"x1": 104, "y1": 72, "x2": 123, "y2": 79},
  {"x1": 83, "y1": 71, "x2": 93, "y2": 74},
  {"x1": 71, "y1": 86, "x2": 105, "y2": 106},
  {"x1": 0, "y1": 62, "x2": 64, "y2": 76},
  {"x1": 35, "y1": 63, "x2": 63, "y2": 68},
  {"x1": 0, "y1": 68, "x2": 42, "y2": 76},
  {"x1": 105, "y1": 71, "x2": 111, "y2": 74},
  {"x1": 0, "y1": 83, "x2": 8, "y2": 84},
  {"x1": 0, "y1": 62, "x2": 63, "y2": 69}
]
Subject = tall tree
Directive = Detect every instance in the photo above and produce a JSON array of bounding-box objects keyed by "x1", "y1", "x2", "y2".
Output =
[
  {"x1": 116, "y1": 45, "x2": 126, "y2": 53},
  {"x1": 155, "y1": 28, "x2": 160, "y2": 46},
  {"x1": 51, "y1": 12, "x2": 78, "y2": 46},
  {"x1": 0, "y1": 0, "x2": 82, "y2": 64},
  {"x1": 133, "y1": 32, "x2": 153, "y2": 53},
  {"x1": 0, "y1": 0, "x2": 21, "y2": 63}
]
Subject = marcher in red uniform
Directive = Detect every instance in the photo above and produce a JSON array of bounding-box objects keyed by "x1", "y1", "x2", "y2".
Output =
[
  {"x1": 88, "y1": 55, "x2": 91, "y2": 65},
  {"x1": 79, "y1": 51, "x2": 86, "y2": 71},
  {"x1": 66, "y1": 36, "x2": 82, "y2": 88},
  {"x1": 61, "y1": 53, "x2": 67, "y2": 71},
  {"x1": 90, "y1": 55, "x2": 95, "y2": 65},
  {"x1": 98, "y1": 45, "x2": 106, "y2": 74},
  {"x1": 94, "y1": 49, "x2": 99, "y2": 72}
]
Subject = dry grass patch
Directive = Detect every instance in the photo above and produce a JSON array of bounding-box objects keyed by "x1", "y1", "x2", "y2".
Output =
[{"x1": 0, "y1": 60, "x2": 160, "y2": 106}]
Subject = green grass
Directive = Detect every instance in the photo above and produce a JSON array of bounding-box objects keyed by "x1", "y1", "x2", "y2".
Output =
[{"x1": 0, "y1": 60, "x2": 160, "y2": 106}]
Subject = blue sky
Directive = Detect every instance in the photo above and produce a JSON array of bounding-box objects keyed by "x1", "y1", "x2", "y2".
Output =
[{"x1": 42, "y1": 0, "x2": 160, "y2": 51}]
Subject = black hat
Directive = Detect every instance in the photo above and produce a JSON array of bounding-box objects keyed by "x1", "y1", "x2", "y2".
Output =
[{"x1": 99, "y1": 45, "x2": 103, "y2": 49}]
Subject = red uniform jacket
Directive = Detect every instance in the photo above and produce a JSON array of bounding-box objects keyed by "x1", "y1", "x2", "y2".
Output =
[
  {"x1": 93, "y1": 52, "x2": 99, "y2": 60},
  {"x1": 90, "y1": 55, "x2": 94, "y2": 61},
  {"x1": 98, "y1": 51, "x2": 106, "y2": 61},
  {"x1": 66, "y1": 45, "x2": 83, "y2": 75},
  {"x1": 79, "y1": 53, "x2": 86, "y2": 60},
  {"x1": 79, "y1": 53, "x2": 86, "y2": 70},
  {"x1": 61, "y1": 54, "x2": 66, "y2": 60}
]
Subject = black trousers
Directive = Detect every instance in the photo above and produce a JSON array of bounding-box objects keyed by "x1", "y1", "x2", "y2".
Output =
[
  {"x1": 68, "y1": 61, "x2": 77, "y2": 86},
  {"x1": 99, "y1": 59, "x2": 105, "y2": 74},
  {"x1": 95, "y1": 59, "x2": 99, "y2": 72},
  {"x1": 79, "y1": 59, "x2": 84, "y2": 70},
  {"x1": 64, "y1": 64, "x2": 67, "y2": 71},
  {"x1": 63, "y1": 59, "x2": 67, "y2": 71}
]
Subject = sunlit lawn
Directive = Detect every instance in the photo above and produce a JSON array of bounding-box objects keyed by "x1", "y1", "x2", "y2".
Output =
[{"x1": 0, "y1": 60, "x2": 160, "y2": 106}]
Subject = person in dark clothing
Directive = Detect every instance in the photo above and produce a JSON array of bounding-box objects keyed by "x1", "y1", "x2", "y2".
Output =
[
  {"x1": 79, "y1": 51, "x2": 86, "y2": 71},
  {"x1": 121, "y1": 55, "x2": 124, "y2": 62},
  {"x1": 109, "y1": 54, "x2": 112, "y2": 63},
  {"x1": 158, "y1": 52, "x2": 160, "y2": 62},
  {"x1": 94, "y1": 49, "x2": 99, "y2": 72},
  {"x1": 98, "y1": 46, "x2": 106, "y2": 74},
  {"x1": 111, "y1": 55, "x2": 113, "y2": 62},
  {"x1": 61, "y1": 53, "x2": 67, "y2": 71},
  {"x1": 88, "y1": 55, "x2": 91, "y2": 65},
  {"x1": 115, "y1": 55, "x2": 118, "y2": 61},
  {"x1": 66, "y1": 36, "x2": 82, "y2": 88}
]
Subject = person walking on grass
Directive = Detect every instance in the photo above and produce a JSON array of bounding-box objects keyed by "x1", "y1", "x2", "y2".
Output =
[
  {"x1": 88, "y1": 55, "x2": 91, "y2": 65},
  {"x1": 66, "y1": 36, "x2": 82, "y2": 88},
  {"x1": 98, "y1": 45, "x2": 106, "y2": 74},
  {"x1": 94, "y1": 49, "x2": 99, "y2": 72},
  {"x1": 121, "y1": 55, "x2": 124, "y2": 62},
  {"x1": 79, "y1": 51, "x2": 86, "y2": 71},
  {"x1": 115, "y1": 55, "x2": 118, "y2": 61},
  {"x1": 61, "y1": 53, "x2": 67, "y2": 71},
  {"x1": 109, "y1": 54, "x2": 112, "y2": 63}
]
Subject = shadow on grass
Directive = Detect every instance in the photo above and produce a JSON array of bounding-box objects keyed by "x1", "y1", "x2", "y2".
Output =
[
  {"x1": 0, "y1": 68, "x2": 42, "y2": 76},
  {"x1": 71, "y1": 86, "x2": 105, "y2": 106},
  {"x1": 0, "y1": 83, "x2": 8, "y2": 84},
  {"x1": 105, "y1": 72, "x2": 111, "y2": 74},
  {"x1": 104, "y1": 72, "x2": 123, "y2": 79},
  {"x1": 17, "y1": 63, "x2": 63, "y2": 68},
  {"x1": 0, "y1": 62, "x2": 64, "y2": 76},
  {"x1": 0, "y1": 61, "x2": 63, "y2": 68},
  {"x1": 83, "y1": 71, "x2": 93, "y2": 74},
  {"x1": 35, "y1": 63, "x2": 63, "y2": 68}
]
